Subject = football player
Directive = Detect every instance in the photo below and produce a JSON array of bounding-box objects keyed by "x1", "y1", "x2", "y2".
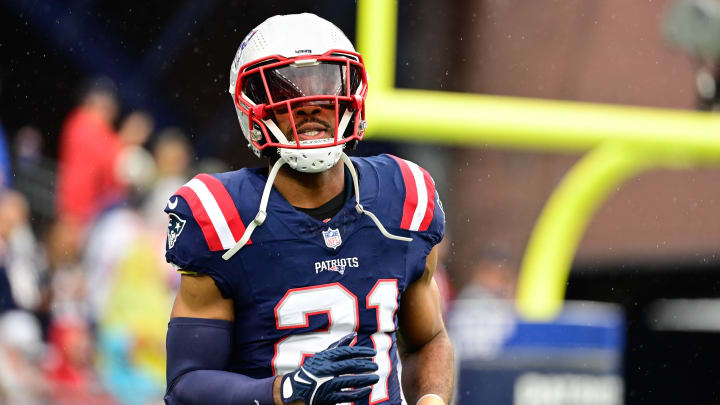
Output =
[{"x1": 164, "y1": 13, "x2": 453, "y2": 405}]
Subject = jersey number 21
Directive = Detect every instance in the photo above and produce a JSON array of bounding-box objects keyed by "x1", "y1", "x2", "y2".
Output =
[{"x1": 273, "y1": 279, "x2": 399, "y2": 404}]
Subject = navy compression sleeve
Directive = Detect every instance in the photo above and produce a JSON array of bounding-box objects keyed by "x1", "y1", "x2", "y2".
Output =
[{"x1": 165, "y1": 317, "x2": 275, "y2": 405}]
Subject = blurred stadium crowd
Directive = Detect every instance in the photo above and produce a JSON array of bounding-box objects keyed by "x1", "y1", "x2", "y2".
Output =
[{"x1": 0, "y1": 76, "x2": 199, "y2": 405}]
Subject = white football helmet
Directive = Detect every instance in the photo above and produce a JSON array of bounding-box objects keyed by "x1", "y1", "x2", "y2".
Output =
[{"x1": 229, "y1": 13, "x2": 368, "y2": 173}]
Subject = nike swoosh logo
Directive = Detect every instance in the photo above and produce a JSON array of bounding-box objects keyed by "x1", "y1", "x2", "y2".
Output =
[
  {"x1": 168, "y1": 197, "x2": 178, "y2": 210},
  {"x1": 293, "y1": 371, "x2": 312, "y2": 385}
]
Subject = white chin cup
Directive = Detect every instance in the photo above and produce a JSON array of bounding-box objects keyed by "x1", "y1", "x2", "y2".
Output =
[{"x1": 279, "y1": 145, "x2": 343, "y2": 173}]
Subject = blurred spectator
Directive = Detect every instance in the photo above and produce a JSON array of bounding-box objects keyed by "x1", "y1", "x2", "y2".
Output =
[
  {"x1": 84, "y1": 150, "x2": 171, "y2": 404},
  {"x1": 114, "y1": 111, "x2": 155, "y2": 210},
  {"x1": 0, "y1": 261, "x2": 13, "y2": 313},
  {"x1": 153, "y1": 129, "x2": 191, "y2": 179},
  {"x1": 0, "y1": 191, "x2": 45, "y2": 313},
  {"x1": 14, "y1": 125, "x2": 44, "y2": 167},
  {"x1": 44, "y1": 217, "x2": 88, "y2": 321},
  {"x1": 56, "y1": 76, "x2": 124, "y2": 230},
  {"x1": 0, "y1": 70, "x2": 11, "y2": 190},
  {"x1": 142, "y1": 128, "x2": 192, "y2": 230},
  {"x1": 0, "y1": 122, "x2": 12, "y2": 190},
  {"x1": 0, "y1": 310, "x2": 49, "y2": 404},
  {"x1": 94, "y1": 236, "x2": 171, "y2": 404},
  {"x1": 118, "y1": 111, "x2": 154, "y2": 147},
  {"x1": 12, "y1": 126, "x2": 56, "y2": 232},
  {"x1": 447, "y1": 245, "x2": 518, "y2": 360},
  {"x1": 458, "y1": 246, "x2": 516, "y2": 301},
  {"x1": 44, "y1": 316, "x2": 116, "y2": 405}
]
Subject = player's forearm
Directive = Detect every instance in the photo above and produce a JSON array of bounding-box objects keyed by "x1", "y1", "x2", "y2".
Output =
[
  {"x1": 400, "y1": 328, "x2": 454, "y2": 404},
  {"x1": 166, "y1": 317, "x2": 278, "y2": 404},
  {"x1": 166, "y1": 369, "x2": 276, "y2": 405}
]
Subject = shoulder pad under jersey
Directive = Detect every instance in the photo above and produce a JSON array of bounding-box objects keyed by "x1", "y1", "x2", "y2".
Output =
[
  {"x1": 359, "y1": 154, "x2": 445, "y2": 245},
  {"x1": 164, "y1": 172, "x2": 256, "y2": 275}
]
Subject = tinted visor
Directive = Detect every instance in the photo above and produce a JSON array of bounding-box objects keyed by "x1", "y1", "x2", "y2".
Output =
[{"x1": 243, "y1": 61, "x2": 362, "y2": 105}]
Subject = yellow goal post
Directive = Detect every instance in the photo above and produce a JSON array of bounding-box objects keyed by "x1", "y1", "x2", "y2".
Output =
[{"x1": 356, "y1": 0, "x2": 720, "y2": 320}]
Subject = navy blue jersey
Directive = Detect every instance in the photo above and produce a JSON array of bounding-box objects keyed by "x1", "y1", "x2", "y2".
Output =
[{"x1": 165, "y1": 154, "x2": 444, "y2": 405}]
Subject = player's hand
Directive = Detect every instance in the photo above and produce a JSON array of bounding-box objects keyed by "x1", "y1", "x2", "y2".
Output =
[{"x1": 280, "y1": 333, "x2": 379, "y2": 405}]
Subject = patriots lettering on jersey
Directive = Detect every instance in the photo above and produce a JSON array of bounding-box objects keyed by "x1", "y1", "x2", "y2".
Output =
[
  {"x1": 167, "y1": 213, "x2": 186, "y2": 249},
  {"x1": 314, "y1": 257, "x2": 359, "y2": 275}
]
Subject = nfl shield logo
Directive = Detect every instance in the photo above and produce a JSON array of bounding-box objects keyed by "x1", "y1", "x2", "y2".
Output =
[
  {"x1": 322, "y1": 228, "x2": 342, "y2": 249},
  {"x1": 167, "y1": 213, "x2": 187, "y2": 249}
]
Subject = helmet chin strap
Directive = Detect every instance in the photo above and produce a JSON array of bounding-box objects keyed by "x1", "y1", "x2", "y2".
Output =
[
  {"x1": 264, "y1": 118, "x2": 289, "y2": 144},
  {"x1": 222, "y1": 158, "x2": 286, "y2": 260},
  {"x1": 222, "y1": 152, "x2": 411, "y2": 261}
]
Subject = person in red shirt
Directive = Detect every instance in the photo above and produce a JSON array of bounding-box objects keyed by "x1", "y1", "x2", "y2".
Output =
[
  {"x1": 56, "y1": 77, "x2": 124, "y2": 229},
  {"x1": 44, "y1": 316, "x2": 116, "y2": 405}
]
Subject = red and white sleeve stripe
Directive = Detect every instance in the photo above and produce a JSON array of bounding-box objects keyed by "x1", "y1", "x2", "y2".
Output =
[
  {"x1": 388, "y1": 155, "x2": 436, "y2": 232},
  {"x1": 174, "y1": 174, "x2": 250, "y2": 251}
]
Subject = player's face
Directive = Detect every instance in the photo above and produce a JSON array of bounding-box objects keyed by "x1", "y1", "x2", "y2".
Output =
[{"x1": 273, "y1": 101, "x2": 336, "y2": 142}]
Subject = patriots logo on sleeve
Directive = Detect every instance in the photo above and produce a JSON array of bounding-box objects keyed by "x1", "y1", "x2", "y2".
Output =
[{"x1": 167, "y1": 213, "x2": 187, "y2": 249}]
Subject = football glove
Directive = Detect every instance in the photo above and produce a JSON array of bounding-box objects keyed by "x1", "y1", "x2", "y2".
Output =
[{"x1": 280, "y1": 333, "x2": 379, "y2": 405}]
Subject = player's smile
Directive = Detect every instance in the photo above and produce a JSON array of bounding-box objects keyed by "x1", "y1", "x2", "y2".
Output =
[
  {"x1": 274, "y1": 101, "x2": 336, "y2": 143},
  {"x1": 297, "y1": 122, "x2": 331, "y2": 141}
]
